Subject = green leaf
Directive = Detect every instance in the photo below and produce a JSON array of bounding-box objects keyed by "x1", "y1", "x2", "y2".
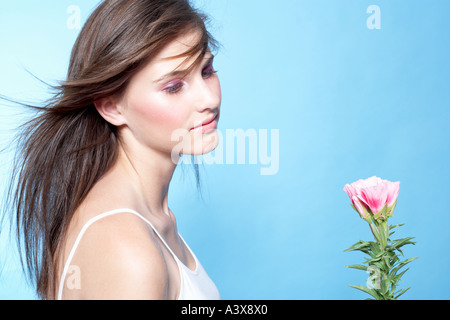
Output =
[
  {"x1": 346, "y1": 264, "x2": 368, "y2": 271},
  {"x1": 383, "y1": 255, "x2": 392, "y2": 269},
  {"x1": 388, "y1": 224, "x2": 403, "y2": 237},
  {"x1": 366, "y1": 251, "x2": 381, "y2": 261},
  {"x1": 389, "y1": 257, "x2": 401, "y2": 273},
  {"x1": 392, "y1": 237, "x2": 416, "y2": 250},
  {"x1": 399, "y1": 256, "x2": 419, "y2": 267},
  {"x1": 390, "y1": 256, "x2": 419, "y2": 277},
  {"x1": 392, "y1": 268, "x2": 410, "y2": 286},
  {"x1": 369, "y1": 242, "x2": 382, "y2": 255},
  {"x1": 381, "y1": 277, "x2": 390, "y2": 295},
  {"x1": 394, "y1": 287, "x2": 411, "y2": 299},
  {"x1": 349, "y1": 285, "x2": 382, "y2": 300},
  {"x1": 373, "y1": 261, "x2": 385, "y2": 272},
  {"x1": 374, "y1": 205, "x2": 387, "y2": 220},
  {"x1": 344, "y1": 240, "x2": 371, "y2": 252}
]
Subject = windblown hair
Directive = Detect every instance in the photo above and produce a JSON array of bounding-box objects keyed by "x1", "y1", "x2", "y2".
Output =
[{"x1": 5, "y1": 0, "x2": 217, "y2": 299}]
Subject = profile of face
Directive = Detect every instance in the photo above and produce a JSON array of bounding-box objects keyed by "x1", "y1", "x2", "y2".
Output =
[{"x1": 96, "y1": 29, "x2": 222, "y2": 162}]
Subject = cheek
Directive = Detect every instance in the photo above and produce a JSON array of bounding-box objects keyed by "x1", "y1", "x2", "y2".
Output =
[
  {"x1": 136, "y1": 95, "x2": 182, "y2": 125},
  {"x1": 125, "y1": 91, "x2": 190, "y2": 148}
]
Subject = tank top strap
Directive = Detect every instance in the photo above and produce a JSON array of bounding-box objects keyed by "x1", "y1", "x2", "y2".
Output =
[{"x1": 128, "y1": 209, "x2": 182, "y2": 261}]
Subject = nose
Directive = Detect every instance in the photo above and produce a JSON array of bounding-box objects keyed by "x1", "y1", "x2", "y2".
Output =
[{"x1": 194, "y1": 76, "x2": 221, "y2": 113}]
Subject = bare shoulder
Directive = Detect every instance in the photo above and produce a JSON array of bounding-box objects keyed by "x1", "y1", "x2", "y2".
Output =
[{"x1": 64, "y1": 210, "x2": 168, "y2": 300}]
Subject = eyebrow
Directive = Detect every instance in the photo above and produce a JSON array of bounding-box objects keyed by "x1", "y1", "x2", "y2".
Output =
[{"x1": 153, "y1": 55, "x2": 215, "y2": 84}]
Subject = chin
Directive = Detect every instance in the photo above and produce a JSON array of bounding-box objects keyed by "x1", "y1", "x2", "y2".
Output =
[{"x1": 186, "y1": 130, "x2": 220, "y2": 156}]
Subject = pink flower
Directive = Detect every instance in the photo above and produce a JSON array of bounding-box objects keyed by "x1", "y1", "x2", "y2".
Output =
[
  {"x1": 352, "y1": 195, "x2": 369, "y2": 219},
  {"x1": 358, "y1": 184, "x2": 388, "y2": 216},
  {"x1": 344, "y1": 176, "x2": 400, "y2": 220},
  {"x1": 384, "y1": 181, "x2": 400, "y2": 207}
]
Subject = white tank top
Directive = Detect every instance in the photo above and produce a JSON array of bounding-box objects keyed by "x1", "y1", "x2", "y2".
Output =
[{"x1": 57, "y1": 208, "x2": 220, "y2": 300}]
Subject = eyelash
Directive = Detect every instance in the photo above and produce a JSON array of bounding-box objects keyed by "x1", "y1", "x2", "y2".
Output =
[
  {"x1": 202, "y1": 64, "x2": 218, "y2": 79},
  {"x1": 163, "y1": 63, "x2": 217, "y2": 95},
  {"x1": 164, "y1": 81, "x2": 184, "y2": 94}
]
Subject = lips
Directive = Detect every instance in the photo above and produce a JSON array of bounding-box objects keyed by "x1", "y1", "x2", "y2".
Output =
[{"x1": 191, "y1": 114, "x2": 218, "y2": 132}]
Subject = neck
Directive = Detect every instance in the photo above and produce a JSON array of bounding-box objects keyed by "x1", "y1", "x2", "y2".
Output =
[{"x1": 115, "y1": 137, "x2": 177, "y2": 218}]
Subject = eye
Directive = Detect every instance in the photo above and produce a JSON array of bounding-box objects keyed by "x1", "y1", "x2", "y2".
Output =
[
  {"x1": 202, "y1": 63, "x2": 217, "y2": 79},
  {"x1": 163, "y1": 81, "x2": 184, "y2": 94}
]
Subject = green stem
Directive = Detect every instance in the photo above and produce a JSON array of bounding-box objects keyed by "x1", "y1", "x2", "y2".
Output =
[
  {"x1": 370, "y1": 220, "x2": 392, "y2": 299},
  {"x1": 381, "y1": 221, "x2": 389, "y2": 250},
  {"x1": 370, "y1": 219, "x2": 389, "y2": 250}
]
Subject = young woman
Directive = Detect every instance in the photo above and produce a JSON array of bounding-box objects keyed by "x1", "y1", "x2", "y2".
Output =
[{"x1": 6, "y1": 0, "x2": 221, "y2": 300}]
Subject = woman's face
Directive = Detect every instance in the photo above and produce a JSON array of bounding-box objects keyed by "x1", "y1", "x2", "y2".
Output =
[{"x1": 117, "y1": 30, "x2": 221, "y2": 162}]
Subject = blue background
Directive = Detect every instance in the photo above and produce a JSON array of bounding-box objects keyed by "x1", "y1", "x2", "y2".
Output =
[{"x1": 1, "y1": 0, "x2": 449, "y2": 299}]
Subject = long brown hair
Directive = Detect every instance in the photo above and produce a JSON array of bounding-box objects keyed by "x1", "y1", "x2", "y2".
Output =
[{"x1": 4, "y1": 0, "x2": 217, "y2": 299}]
